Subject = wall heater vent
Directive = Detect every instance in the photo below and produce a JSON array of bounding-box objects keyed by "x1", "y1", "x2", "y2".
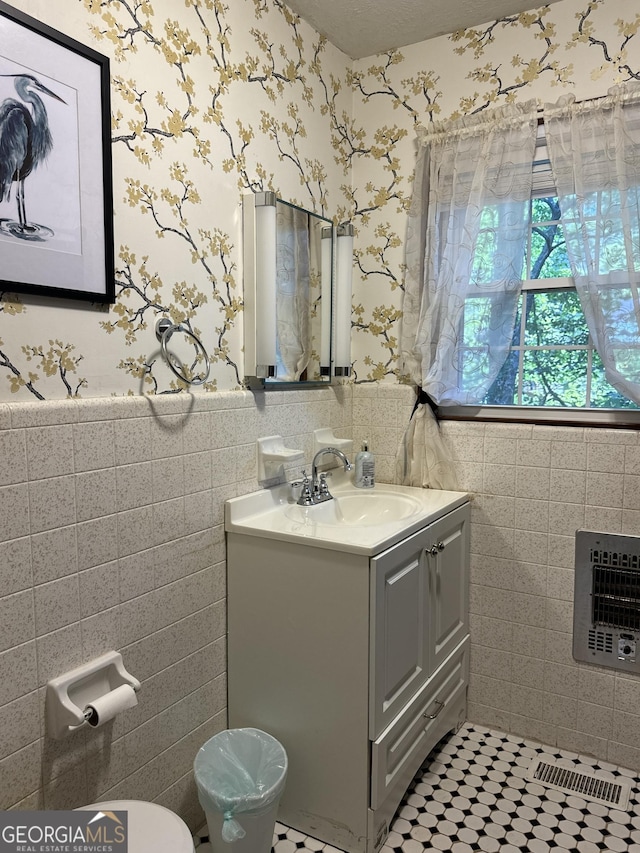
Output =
[
  {"x1": 527, "y1": 757, "x2": 631, "y2": 811},
  {"x1": 573, "y1": 530, "x2": 640, "y2": 674}
]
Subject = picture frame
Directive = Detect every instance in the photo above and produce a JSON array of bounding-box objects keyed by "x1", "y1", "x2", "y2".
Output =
[{"x1": 0, "y1": 1, "x2": 114, "y2": 304}]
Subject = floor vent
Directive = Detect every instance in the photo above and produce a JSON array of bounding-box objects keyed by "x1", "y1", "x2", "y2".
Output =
[{"x1": 526, "y1": 758, "x2": 631, "y2": 811}]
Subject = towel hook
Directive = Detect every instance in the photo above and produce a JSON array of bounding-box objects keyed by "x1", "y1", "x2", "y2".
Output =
[{"x1": 155, "y1": 318, "x2": 211, "y2": 387}]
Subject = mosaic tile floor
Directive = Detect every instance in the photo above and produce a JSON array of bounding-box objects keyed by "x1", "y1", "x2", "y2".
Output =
[{"x1": 193, "y1": 722, "x2": 640, "y2": 853}]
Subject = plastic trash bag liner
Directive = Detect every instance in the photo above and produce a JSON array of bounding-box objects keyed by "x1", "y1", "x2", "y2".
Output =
[{"x1": 194, "y1": 728, "x2": 288, "y2": 843}]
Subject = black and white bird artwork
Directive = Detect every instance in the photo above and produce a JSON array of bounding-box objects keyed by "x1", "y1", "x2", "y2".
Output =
[{"x1": 0, "y1": 73, "x2": 66, "y2": 240}]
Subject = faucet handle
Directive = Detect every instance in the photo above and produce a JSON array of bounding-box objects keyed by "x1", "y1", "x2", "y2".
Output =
[
  {"x1": 291, "y1": 471, "x2": 314, "y2": 506},
  {"x1": 319, "y1": 471, "x2": 333, "y2": 493},
  {"x1": 316, "y1": 471, "x2": 333, "y2": 498}
]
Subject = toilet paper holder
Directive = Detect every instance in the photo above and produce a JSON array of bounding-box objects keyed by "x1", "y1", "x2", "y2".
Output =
[{"x1": 46, "y1": 651, "x2": 141, "y2": 739}]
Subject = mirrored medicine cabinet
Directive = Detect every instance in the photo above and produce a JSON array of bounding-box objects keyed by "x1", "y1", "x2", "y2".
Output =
[{"x1": 242, "y1": 192, "x2": 353, "y2": 388}]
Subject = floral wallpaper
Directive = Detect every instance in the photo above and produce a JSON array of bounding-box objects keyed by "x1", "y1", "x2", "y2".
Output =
[
  {"x1": 348, "y1": 0, "x2": 640, "y2": 383},
  {"x1": 0, "y1": 0, "x2": 639, "y2": 400},
  {"x1": 0, "y1": 0, "x2": 351, "y2": 400}
]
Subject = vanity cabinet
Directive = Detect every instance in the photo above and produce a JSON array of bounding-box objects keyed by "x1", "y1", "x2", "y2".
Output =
[{"x1": 227, "y1": 499, "x2": 469, "y2": 853}]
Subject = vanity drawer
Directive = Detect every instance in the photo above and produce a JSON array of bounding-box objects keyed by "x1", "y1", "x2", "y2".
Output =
[{"x1": 370, "y1": 638, "x2": 468, "y2": 810}]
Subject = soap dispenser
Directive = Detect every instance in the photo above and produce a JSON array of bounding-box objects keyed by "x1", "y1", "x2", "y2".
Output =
[{"x1": 354, "y1": 441, "x2": 375, "y2": 488}]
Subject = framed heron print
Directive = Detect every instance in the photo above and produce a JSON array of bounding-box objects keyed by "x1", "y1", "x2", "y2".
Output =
[{"x1": 0, "y1": 2, "x2": 114, "y2": 303}]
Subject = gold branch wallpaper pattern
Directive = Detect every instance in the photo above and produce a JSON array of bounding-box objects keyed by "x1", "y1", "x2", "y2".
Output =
[
  {"x1": 0, "y1": 0, "x2": 638, "y2": 400},
  {"x1": 0, "y1": 0, "x2": 351, "y2": 399},
  {"x1": 348, "y1": 0, "x2": 640, "y2": 383}
]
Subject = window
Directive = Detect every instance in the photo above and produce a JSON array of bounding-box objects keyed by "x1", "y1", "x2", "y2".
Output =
[
  {"x1": 483, "y1": 195, "x2": 638, "y2": 410},
  {"x1": 455, "y1": 137, "x2": 640, "y2": 422}
]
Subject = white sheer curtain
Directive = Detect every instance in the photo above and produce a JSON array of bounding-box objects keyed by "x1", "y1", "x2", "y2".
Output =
[
  {"x1": 397, "y1": 101, "x2": 539, "y2": 488},
  {"x1": 544, "y1": 83, "x2": 640, "y2": 404},
  {"x1": 275, "y1": 204, "x2": 310, "y2": 381}
]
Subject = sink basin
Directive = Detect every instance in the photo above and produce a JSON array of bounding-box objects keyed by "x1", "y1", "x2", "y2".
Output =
[
  {"x1": 225, "y1": 473, "x2": 469, "y2": 555},
  {"x1": 285, "y1": 491, "x2": 422, "y2": 527}
]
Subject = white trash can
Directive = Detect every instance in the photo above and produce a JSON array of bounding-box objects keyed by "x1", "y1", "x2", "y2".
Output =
[{"x1": 194, "y1": 728, "x2": 288, "y2": 853}]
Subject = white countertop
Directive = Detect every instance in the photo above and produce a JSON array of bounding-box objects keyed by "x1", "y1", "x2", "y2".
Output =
[{"x1": 225, "y1": 473, "x2": 469, "y2": 556}]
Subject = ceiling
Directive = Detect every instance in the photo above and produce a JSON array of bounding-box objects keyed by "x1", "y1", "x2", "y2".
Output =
[{"x1": 283, "y1": 0, "x2": 564, "y2": 60}]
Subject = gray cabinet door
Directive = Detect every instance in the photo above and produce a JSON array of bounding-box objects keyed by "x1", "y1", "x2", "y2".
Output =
[
  {"x1": 427, "y1": 504, "x2": 470, "y2": 674},
  {"x1": 369, "y1": 526, "x2": 430, "y2": 739},
  {"x1": 369, "y1": 503, "x2": 469, "y2": 740}
]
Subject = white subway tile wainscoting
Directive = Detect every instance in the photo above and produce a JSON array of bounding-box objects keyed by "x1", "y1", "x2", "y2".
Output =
[
  {"x1": 438, "y1": 417, "x2": 640, "y2": 770},
  {"x1": 3, "y1": 383, "x2": 640, "y2": 836}
]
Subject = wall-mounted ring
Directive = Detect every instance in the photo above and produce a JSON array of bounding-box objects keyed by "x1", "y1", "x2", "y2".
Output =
[{"x1": 155, "y1": 318, "x2": 211, "y2": 387}]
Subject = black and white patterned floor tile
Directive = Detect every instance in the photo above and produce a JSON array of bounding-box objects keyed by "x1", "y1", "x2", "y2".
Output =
[{"x1": 193, "y1": 722, "x2": 640, "y2": 853}]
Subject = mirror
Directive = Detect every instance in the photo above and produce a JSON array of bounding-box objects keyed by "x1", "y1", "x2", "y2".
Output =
[{"x1": 243, "y1": 192, "x2": 333, "y2": 385}]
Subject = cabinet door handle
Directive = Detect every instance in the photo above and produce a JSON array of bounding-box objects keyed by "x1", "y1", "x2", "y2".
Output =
[
  {"x1": 423, "y1": 699, "x2": 445, "y2": 721},
  {"x1": 427, "y1": 542, "x2": 445, "y2": 556}
]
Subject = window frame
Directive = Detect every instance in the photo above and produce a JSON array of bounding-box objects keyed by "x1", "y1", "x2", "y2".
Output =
[
  {"x1": 440, "y1": 125, "x2": 640, "y2": 428},
  {"x1": 437, "y1": 403, "x2": 640, "y2": 428}
]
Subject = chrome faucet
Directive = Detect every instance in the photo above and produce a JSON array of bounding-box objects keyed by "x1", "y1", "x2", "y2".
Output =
[
  {"x1": 311, "y1": 447, "x2": 352, "y2": 504},
  {"x1": 293, "y1": 447, "x2": 352, "y2": 505}
]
